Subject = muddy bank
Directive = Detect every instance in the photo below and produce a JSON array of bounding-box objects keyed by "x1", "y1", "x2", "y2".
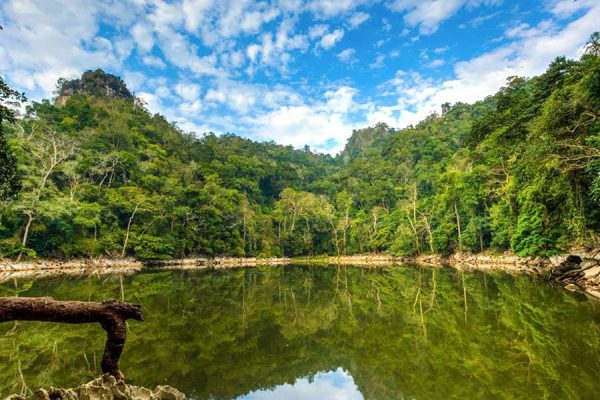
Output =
[{"x1": 5, "y1": 374, "x2": 185, "y2": 400}]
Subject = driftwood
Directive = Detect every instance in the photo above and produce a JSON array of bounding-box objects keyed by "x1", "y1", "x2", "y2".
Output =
[{"x1": 0, "y1": 297, "x2": 143, "y2": 379}]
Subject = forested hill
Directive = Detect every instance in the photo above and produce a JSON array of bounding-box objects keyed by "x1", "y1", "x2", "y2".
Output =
[{"x1": 1, "y1": 37, "x2": 599, "y2": 260}]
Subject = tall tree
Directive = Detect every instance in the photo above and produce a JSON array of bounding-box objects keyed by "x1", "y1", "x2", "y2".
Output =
[{"x1": 0, "y1": 75, "x2": 25, "y2": 200}]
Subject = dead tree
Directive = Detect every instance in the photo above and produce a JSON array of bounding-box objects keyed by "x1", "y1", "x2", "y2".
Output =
[{"x1": 0, "y1": 297, "x2": 143, "y2": 379}]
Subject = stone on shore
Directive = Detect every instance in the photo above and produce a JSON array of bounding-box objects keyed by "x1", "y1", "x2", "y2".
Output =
[{"x1": 4, "y1": 375, "x2": 185, "y2": 400}]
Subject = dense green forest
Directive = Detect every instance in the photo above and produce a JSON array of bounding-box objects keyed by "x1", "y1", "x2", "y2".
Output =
[{"x1": 0, "y1": 35, "x2": 599, "y2": 260}]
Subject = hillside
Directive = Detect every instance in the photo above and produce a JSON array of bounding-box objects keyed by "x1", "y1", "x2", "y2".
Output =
[{"x1": 1, "y1": 48, "x2": 599, "y2": 260}]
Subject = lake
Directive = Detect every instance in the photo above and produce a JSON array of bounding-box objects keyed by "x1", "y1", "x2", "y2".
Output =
[{"x1": 1, "y1": 265, "x2": 599, "y2": 399}]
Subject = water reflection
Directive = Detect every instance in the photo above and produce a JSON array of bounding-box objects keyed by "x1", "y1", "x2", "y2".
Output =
[
  {"x1": 1, "y1": 265, "x2": 599, "y2": 399},
  {"x1": 239, "y1": 368, "x2": 362, "y2": 400}
]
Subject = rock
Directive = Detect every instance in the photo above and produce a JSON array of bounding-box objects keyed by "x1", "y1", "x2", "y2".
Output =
[
  {"x1": 585, "y1": 290, "x2": 600, "y2": 299},
  {"x1": 565, "y1": 283, "x2": 579, "y2": 291},
  {"x1": 580, "y1": 259, "x2": 599, "y2": 270},
  {"x1": 583, "y1": 266, "x2": 600, "y2": 279},
  {"x1": 8, "y1": 375, "x2": 186, "y2": 400},
  {"x1": 129, "y1": 388, "x2": 153, "y2": 400},
  {"x1": 152, "y1": 387, "x2": 185, "y2": 400},
  {"x1": 549, "y1": 255, "x2": 568, "y2": 267},
  {"x1": 30, "y1": 390, "x2": 49, "y2": 400},
  {"x1": 47, "y1": 389, "x2": 78, "y2": 400}
]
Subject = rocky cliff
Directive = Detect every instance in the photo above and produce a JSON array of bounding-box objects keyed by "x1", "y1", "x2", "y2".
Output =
[{"x1": 55, "y1": 69, "x2": 133, "y2": 105}]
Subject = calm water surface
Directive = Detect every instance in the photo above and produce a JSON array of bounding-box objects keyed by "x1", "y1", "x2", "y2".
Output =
[{"x1": 1, "y1": 265, "x2": 599, "y2": 399}]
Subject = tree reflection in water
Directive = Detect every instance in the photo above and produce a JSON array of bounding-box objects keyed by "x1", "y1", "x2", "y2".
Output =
[{"x1": 1, "y1": 265, "x2": 599, "y2": 400}]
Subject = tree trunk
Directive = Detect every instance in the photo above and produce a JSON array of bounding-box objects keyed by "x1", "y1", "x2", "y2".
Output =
[
  {"x1": 16, "y1": 214, "x2": 34, "y2": 262},
  {"x1": 0, "y1": 297, "x2": 143, "y2": 379},
  {"x1": 453, "y1": 200, "x2": 462, "y2": 252},
  {"x1": 422, "y1": 214, "x2": 434, "y2": 253},
  {"x1": 121, "y1": 203, "x2": 140, "y2": 257}
]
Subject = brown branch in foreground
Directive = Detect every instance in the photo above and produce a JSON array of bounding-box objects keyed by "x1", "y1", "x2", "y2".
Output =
[{"x1": 0, "y1": 297, "x2": 143, "y2": 379}]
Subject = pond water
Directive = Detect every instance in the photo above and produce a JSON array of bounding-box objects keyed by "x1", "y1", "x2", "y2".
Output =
[{"x1": 1, "y1": 265, "x2": 599, "y2": 400}]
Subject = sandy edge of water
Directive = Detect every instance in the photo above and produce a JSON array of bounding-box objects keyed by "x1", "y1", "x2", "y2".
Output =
[{"x1": 1, "y1": 252, "x2": 599, "y2": 298}]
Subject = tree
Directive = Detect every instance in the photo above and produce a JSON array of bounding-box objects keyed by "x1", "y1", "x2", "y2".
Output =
[
  {"x1": 584, "y1": 32, "x2": 600, "y2": 56},
  {"x1": 0, "y1": 75, "x2": 25, "y2": 200},
  {"x1": 13, "y1": 125, "x2": 76, "y2": 260}
]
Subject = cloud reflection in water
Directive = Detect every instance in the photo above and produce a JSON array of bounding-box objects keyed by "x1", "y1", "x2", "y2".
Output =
[{"x1": 238, "y1": 367, "x2": 363, "y2": 400}]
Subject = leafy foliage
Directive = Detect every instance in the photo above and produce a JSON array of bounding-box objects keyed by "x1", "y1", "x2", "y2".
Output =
[{"x1": 0, "y1": 75, "x2": 25, "y2": 200}]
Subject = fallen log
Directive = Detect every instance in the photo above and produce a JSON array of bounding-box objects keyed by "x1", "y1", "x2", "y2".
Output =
[{"x1": 0, "y1": 297, "x2": 143, "y2": 379}]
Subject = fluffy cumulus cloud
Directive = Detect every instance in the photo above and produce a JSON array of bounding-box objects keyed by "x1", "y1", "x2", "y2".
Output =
[
  {"x1": 249, "y1": 86, "x2": 359, "y2": 153},
  {"x1": 387, "y1": 0, "x2": 502, "y2": 35},
  {"x1": 337, "y1": 48, "x2": 357, "y2": 63},
  {"x1": 319, "y1": 29, "x2": 345, "y2": 49},
  {"x1": 1, "y1": 0, "x2": 599, "y2": 153}
]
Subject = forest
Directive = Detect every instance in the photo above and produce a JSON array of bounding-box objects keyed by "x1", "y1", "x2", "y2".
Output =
[{"x1": 0, "y1": 34, "x2": 599, "y2": 261}]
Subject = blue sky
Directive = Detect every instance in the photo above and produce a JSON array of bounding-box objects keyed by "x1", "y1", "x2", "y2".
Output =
[{"x1": 1, "y1": 0, "x2": 599, "y2": 153}]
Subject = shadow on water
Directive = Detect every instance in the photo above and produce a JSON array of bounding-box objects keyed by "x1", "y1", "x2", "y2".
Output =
[{"x1": 1, "y1": 264, "x2": 599, "y2": 399}]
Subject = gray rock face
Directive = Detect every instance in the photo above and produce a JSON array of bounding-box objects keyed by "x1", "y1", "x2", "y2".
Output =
[{"x1": 4, "y1": 375, "x2": 185, "y2": 400}]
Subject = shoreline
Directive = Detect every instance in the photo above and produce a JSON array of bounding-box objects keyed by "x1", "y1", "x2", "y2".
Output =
[{"x1": 1, "y1": 252, "x2": 599, "y2": 299}]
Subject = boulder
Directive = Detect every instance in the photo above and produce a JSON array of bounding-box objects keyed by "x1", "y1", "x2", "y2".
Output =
[
  {"x1": 580, "y1": 259, "x2": 599, "y2": 269},
  {"x1": 565, "y1": 283, "x2": 579, "y2": 291},
  {"x1": 152, "y1": 387, "x2": 185, "y2": 400},
  {"x1": 583, "y1": 266, "x2": 600, "y2": 279}
]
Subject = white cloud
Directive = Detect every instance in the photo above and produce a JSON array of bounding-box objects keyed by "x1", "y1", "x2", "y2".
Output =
[
  {"x1": 246, "y1": 19, "x2": 309, "y2": 71},
  {"x1": 366, "y1": 1, "x2": 600, "y2": 128},
  {"x1": 0, "y1": 0, "x2": 132, "y2": 97},
  {"x1": 142, "y1": 55, "x2": 167, "y2": 68},
  {"x1": 337, "y1": 48, "x2": 357, "y2": 63},
  {"x1": 319, "y1": 29, "x2": 345, "y2": 49},
  {"x1": 244, "y1": 368, "x2": 362, "y2": 400},
  {"x1": 386, "y1": 0, "x2": 502, "y2": 35},
  {"x1": 123, "y1": 71, "x2": 146, "y2": 92},
  {"x1": 348, "y1": 12, "x2": 370, "y2": 29},
  {"x1": 182, "y1": 0, "x2": 215, "y2": 32},
  {"x1": 137, "y1": 91, "x2": 163, "y2": 115},
  {"x1": 309, "y1": 24, "x2": 329, "y2": 39},
  {"x1": 425, "y1": 58, "x2": 445, "y2": 68},
  {"x1": 2, "y1": 0, "x2": 598, "y2": 158},
  {"x1": 307, "y1": 0, "x2": 368, "y2": 17},
  {"x1": 249, "y1": 85, "x2": 359, "y2": 153},
  {"x1": 175, "y1": 83, "x2": 202, "y2": 101},
  {"x1": 131, "y1": 23, "x2": 154, "y2": 53},
  {"x1": 153, "y1": 26, "x2": 222, "y2": 76},
  {"x1": 382, "y1": 18, "x2": 392, "y2": 32},
  {"x1": 370, "y1": 54, "x2": 386, "y2": 69}
]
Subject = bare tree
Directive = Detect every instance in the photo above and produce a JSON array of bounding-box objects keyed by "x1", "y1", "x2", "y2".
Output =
[{"x1": 15, "y1": 127, "x2": 76, "y2": 261}]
